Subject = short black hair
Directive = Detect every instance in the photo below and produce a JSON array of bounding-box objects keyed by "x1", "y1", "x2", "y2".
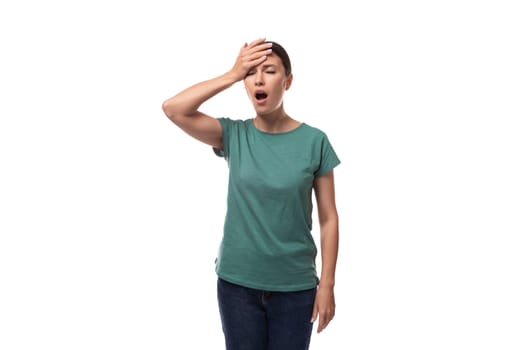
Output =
[{"x1": 266, "y1": 41, "x2": 292, "y2": 76}]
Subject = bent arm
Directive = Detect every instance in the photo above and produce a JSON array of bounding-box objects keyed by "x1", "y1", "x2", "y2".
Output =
[
  {"x1": 161, "y1": 38, "x2": 272, "y2": 149},
  {"x1": 161, "y1": 73, "x2": 238, "y2": 149}
]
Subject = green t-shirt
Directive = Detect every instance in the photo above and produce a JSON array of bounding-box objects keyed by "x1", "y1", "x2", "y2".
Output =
[{"x1": 214, "y1": 118, "x2": 340, "y2": 291}]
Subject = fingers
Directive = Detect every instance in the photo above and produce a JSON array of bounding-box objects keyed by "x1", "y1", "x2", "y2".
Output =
[
  {"x1": 236, "y1": 40, "x2": 272, "y2": 72},
  {"x1": 246, "y1": 37, "x2": 267, "y2": 48},
  {"x1": 241, "y1": 41, "x2": 272, "y2": 60},
  {"x1": 311, "y1": 286, "x2": 336, "y2": 333},
  {"x1": 316, "y1": 308, "x2": 335, "y2": 333},
  {"x1": 231, "y1": 38, "x2": 272, "y2": 80},
  {"x1": 311, "y1": 303, "x2": 335, "y2": 333}
]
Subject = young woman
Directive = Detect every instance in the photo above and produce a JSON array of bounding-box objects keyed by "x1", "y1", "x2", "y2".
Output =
[{"x1": 162, "y1": 38, "x2": 340, "y2": 350}]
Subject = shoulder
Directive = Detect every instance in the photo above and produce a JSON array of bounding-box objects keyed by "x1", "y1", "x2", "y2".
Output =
[
  {"x1": 300, "y1": 123, "x2": 330, "y2": 140},
  {"x1": 300, "y1": 123, "x2": 339, "y2": 158},
  {"x1": 218, "y1": 117, "x2": 250, "y2": 124},
  {"x1": 218, "y1": 117, "x2": 251, "y2": 130}
]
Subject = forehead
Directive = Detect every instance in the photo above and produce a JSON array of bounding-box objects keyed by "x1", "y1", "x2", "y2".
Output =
[{"x1": 259, "y1": 53, "x2": 284, "y2": 68}]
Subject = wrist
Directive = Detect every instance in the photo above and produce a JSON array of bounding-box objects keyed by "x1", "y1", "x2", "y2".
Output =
[
  {"x1": 318, "y1": 279, "x2": 335, "y2": 289},
  {"x1": 223, "y1": 70, "x2": 243, "y2": 84}
]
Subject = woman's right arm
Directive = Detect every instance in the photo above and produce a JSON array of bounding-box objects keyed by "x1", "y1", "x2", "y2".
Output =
[{"x1": 161, "y1": 38, "x2": 273, "y2": 150}]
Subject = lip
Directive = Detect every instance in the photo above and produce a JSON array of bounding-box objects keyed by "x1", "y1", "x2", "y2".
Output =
[{"x1": 254, "y1": 90, "x2": 268, "y2": 104}]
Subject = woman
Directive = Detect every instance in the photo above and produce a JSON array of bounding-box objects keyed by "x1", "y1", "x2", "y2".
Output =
[{"x1": 162, "y1": 38, "x2": 340, "y2": 350}]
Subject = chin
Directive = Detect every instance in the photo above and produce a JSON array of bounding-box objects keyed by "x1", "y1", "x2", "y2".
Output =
[
  {"x1": 254, "y1": 104, "x2": 278, "y2": 116},
  {"x1": 255, "y1": 108, "x2": 273, "y2": 117}
]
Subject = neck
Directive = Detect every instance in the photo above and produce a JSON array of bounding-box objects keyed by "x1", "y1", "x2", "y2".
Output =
[{"x1": 253, "y1": 107, "x2": 299, "y2": 133}]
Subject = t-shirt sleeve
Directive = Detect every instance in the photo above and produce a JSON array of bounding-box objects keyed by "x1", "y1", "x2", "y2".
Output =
[
  {"x1": 212, "y1": 117, "x2": 231, "y2": 159},
  {"x1": 314, "y1": 132, "x2": 341, "y2": 177}
]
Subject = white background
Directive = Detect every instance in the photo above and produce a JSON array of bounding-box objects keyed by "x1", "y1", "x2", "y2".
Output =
[{"x1": 1, "y1": 0, "x2": 524, "y2": 349}]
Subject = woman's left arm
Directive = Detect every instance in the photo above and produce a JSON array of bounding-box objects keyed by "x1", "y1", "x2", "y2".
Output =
[{"x1": 311, "y1": 170, "x2": 339, "y2": 333}]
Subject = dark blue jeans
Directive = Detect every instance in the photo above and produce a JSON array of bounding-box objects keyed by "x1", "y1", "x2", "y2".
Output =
[{"x1": 217, "y1": 278, "x2": 316, "y2": 350}]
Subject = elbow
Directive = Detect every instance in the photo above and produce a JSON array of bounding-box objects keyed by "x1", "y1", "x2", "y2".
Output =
[
  {"x1": 162, "y1": 99, "x2": 175, "y2": 118},
  {"x1": 319, "y1": 207, "x2": 339, "y2": 225},
  {"x1": 319, "y1": 211, "x2": 339, "y2": 233},
  {"x1": 162, "y1": 99, "x2": 181, "y2": 125}
]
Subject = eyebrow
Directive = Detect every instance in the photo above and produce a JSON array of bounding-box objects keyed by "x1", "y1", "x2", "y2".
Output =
[{"x1": 248, "y1": 64, "x2": 278, "y2": 72}]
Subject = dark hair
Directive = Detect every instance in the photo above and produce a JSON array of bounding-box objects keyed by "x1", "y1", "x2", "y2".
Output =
[{"x1": 266, "y1": 41, "x2": 292, "y2": 76}]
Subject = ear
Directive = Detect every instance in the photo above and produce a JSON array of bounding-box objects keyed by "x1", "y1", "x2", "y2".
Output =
[{"x1": 285, "y1": 73, "x2": 293, "y2": 90}]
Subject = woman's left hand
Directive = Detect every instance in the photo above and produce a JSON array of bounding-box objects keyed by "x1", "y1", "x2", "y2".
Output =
[{"x1": 311, "y1": 284, "x2": 336, "y2": 333}]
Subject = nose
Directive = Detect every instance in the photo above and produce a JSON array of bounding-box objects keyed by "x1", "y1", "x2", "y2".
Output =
[{"x1": 254, "y1": 71, "x2": 264, "y2": 86}]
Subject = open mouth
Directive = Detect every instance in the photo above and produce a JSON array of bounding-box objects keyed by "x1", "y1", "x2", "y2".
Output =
[{"x1": 255, "y1": 92, "x2": 268, "y2": 100}]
